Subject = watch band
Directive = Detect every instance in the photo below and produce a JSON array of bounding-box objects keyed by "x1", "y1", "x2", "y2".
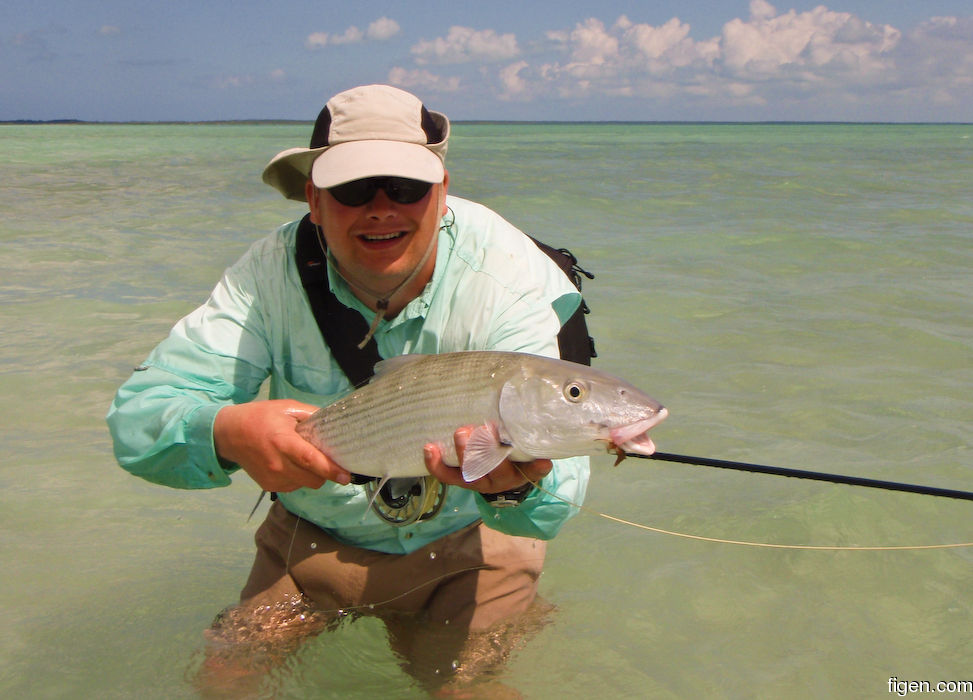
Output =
[{"x1": 481, "y1": 482, "x2": 534, "y2": 508}]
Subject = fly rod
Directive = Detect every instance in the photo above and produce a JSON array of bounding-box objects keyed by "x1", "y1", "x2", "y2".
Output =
[{"x1": 628, "y1": 451, "x2": 973, "y2": 502}]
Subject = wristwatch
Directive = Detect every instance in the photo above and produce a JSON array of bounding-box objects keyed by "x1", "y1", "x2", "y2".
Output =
[{"x1": 481, "y1": 482, "x2": 534, "y2": 508}]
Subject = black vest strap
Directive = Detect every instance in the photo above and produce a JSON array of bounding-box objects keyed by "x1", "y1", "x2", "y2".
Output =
[
  {"x1": 294, "y1": 214, "x2": 381, "y2": 387},
  {"x1": 294, "y1": 213, "x2": 595, "y2": 389},
  {"x1": 528, "y1": 239, "x2": 597, "y2": 366}
]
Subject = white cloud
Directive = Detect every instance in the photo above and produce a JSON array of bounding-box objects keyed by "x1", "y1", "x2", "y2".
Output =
[
  {"x1": 368, "y1": 17, "x2": 400, "y2": 41},
  {"x1": 622, "y1": 16, "x2": 689, "y2": 60},
  {"x1": 890, "y1": 16, "x2": 973, "y2": 98},
  {"x1": 749, "y1": 0, "x2": 777, "y2": 22},
  {"x1": 305, "y1": 17, "x2": 399, "y2": 50},
  {"x1": 411, "y1": 26, "x2": 519, "y2": 65},
  {"x1": 566, "y1": 18, "x2": 619, "y2": 68},
  {"x1": 498, "y1": 61, "x2": 530, "y2": 98},
  {"x1": 99, "y1": 25, "x2": 120, "y2": 36},
  {"x1": 534, "y1": 15, "x2": 723, "y2": 98},
  {"x1": 393, "y1": 5, "x2": 973, "y2": 119},
  {"x1": 331, "y1": 26, "x2": 364, "y2": 45},
  {"x1": 621, "y1": 16, "x2": 719, "y2": 72},
  {"x1": 388, "y1": 67, "x2": 461, "y2": 92},
  {"x1": 217, "y1": 75, "x2": 254, "y2": 89},
  {"x1": 516, "y1": 5, "x2": 945, "y2": 109},
  {"x1": 720, "y1": 2, "x2": 900, "y2": 80},
  {"x1": 305, "y1": 32, "x2": 329, "y2": 50}
]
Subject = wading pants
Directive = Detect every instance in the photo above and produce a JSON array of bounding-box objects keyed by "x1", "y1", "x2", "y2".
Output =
[{"x1": 240, "y1": 501, "x2": 547, "y2": 632}]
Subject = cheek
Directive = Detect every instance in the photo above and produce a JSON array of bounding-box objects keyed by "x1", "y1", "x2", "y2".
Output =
[{"x1": 316, "y1": 198, "x2": 360, "y2": 235}]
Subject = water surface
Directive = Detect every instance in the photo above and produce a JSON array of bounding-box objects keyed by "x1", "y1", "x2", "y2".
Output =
[{"x1": 1, "y1": 122, "x2": 970, "y2": 698}]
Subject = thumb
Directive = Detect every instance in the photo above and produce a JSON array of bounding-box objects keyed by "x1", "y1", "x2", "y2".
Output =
[{"x1": 284, "y1": 406, "x2": 317, "y2": 422}]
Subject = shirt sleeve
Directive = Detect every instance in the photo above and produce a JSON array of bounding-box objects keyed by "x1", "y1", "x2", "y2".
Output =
[{"x1": 106, "y1": 248, "x2": 273, "y2": 490}]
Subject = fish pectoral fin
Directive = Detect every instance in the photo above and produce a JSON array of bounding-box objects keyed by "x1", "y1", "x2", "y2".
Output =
[{"x1": 461, "y1": 423, "x2": 514, "y2": 482}]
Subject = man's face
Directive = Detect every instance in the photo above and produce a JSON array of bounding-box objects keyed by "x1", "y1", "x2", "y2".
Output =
[{"x1": 306, "y1": 173, "x2": 449, "y2": 297}]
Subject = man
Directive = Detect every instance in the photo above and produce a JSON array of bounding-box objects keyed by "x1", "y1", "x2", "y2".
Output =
[{"x1": 107, "y1": 84, "x2": 589, "y2": 691}]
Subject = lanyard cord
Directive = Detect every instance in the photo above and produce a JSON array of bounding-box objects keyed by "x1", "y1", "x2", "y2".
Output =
[{"x1": 313, "y1": 202, "x2": 450, "y2": 350}]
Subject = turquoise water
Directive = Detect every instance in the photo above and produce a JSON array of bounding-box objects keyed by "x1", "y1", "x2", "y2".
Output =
[{"x1": 1, "y1": 122, "x2": 970, "y2": 698}]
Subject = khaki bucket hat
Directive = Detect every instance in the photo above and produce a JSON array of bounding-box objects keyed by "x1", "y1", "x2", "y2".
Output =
[{"x1": 262, "y1": 84, "x2": 450, "y2": 202}]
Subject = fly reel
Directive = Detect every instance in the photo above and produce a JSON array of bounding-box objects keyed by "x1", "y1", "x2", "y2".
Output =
[{"x1": 363, "y1": 476, "x2": 448, "y2": 527}]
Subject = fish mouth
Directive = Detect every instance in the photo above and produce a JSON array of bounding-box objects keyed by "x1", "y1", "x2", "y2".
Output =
[{"x1": 610, "y1": 407, "x2": 668, "y2": 456}]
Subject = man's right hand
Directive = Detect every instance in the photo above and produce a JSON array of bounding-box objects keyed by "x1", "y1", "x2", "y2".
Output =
[{"x1": 213, "y1": 400, "x2": 351, "y2": 492}]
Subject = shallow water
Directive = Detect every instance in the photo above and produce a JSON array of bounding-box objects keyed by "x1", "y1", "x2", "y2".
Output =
[{"x1": 1, "y1": 122, "x2": 970, "y2": 698}]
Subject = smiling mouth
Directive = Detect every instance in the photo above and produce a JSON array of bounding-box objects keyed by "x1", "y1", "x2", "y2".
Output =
[{"x1": 361, "y1": 231, "x2": 407, "y2": 242}]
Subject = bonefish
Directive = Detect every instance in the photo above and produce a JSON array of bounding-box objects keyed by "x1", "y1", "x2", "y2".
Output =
[{"x1": 295, "y1": 351, "x2": 667, "y2": 483}]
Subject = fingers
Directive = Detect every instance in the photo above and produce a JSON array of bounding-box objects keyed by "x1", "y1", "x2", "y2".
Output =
[
  {"x1": 283, "y1": 437, "x2": 352, "y2": 489},
  {"x1": 282, "y1": 406, "x2": 317, "y2": 421},
  {"x1": 423, "y1": 441, "x2": 463, "y2": 486},
  {"x1": 424, "y1": 426, "x2": 553, "y2": 494},
  {"x1": 266, "y1": 429, "x2": 353, "y2": 492},
  {"x1": 214, "y1": 400, "x2": 351, "y2": 492}
]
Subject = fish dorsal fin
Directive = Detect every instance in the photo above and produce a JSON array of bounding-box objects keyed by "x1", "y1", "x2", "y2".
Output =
[
  {"x1": 371, "y1": 354, "x2": 429, "y2": 380},
  {"x1": 462, "y1": 423, "x2": 513, "y2": 482}
]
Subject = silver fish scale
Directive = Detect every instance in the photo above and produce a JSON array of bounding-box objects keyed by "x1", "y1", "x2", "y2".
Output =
[{"x1": 297, "y1": 352, "x2": 519, "y2": 478}]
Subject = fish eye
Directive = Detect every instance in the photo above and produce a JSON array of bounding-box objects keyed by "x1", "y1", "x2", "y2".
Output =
[{"x1": 563, "y1": 381, "x2": 587, "y2": 403}]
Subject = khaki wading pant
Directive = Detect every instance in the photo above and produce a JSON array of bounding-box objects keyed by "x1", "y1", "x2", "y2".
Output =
[{"x1": 237, "y1": 501, "x2": 548, "y2": 681}]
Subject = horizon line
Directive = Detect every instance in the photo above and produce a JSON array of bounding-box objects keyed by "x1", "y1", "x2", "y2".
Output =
[{"x1": 3, "y1": 118, "x2": 972, "y2": 127}]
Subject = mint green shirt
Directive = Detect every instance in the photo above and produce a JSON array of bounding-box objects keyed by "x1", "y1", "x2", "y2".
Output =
[{"x1": 107, "y1": 196, "x2": 590, "y2": 554}]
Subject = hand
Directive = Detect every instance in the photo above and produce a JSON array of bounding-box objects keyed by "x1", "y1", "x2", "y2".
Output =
[
  {"x1": 213, "y1": 400, "x2": 351, "y2": 492},
  {"x1": 423, "y1": 426, "x2": 553, "y2": 495}
]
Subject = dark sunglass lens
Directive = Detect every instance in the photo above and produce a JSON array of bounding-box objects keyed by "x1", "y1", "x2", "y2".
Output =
[
  {"x1": 385, "y1": 178, "x2": 433, "y2": 204},
  {"x1": 327, "y1": 179, "x2": 376, "y2": 207},
  {"x1": 327, "y1": 177, "x2": 433, "y2": 206}
]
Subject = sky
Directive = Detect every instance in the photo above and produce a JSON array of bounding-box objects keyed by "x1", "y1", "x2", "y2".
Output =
[{"x1": 3, "y1": 0, "x2": 972, "y2": 122}]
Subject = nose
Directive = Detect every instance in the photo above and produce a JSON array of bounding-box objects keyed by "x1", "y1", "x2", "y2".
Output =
[{"x1": 364, "y1": 188, "x2": 398, "y2": 218}]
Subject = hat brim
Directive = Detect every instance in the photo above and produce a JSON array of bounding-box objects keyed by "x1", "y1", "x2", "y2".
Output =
[
  {"x1": 261, "y1": 141, "x2": 446, "y2": 203},
  {"x1": 311, "y1": 140, "x2": 445, "y2": 190},
  {"x1": 261, "y1": 147, "x2": 328, "y2": 203}
]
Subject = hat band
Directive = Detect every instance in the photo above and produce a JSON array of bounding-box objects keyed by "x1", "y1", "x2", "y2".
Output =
[{"x1": 310, "y1": 105, "x2": 446, "y2": 149}]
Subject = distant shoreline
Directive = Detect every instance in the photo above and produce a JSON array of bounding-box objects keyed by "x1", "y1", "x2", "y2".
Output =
[{"x1": 2, "y1": 119, "x2": 971, "y2": 127}]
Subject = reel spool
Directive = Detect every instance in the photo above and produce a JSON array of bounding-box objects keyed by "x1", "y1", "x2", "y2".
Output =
[{"x1": 364, "y1": 476, "x2": 448, "y2": 526}]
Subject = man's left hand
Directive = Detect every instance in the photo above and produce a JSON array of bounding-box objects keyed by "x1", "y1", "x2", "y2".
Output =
[{"x1": 423, "y1": 426, "x2": 553, "y2": 495}]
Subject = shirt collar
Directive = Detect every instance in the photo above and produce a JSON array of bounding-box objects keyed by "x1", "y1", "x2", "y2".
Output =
[{"x1": 325, "y1": 214, "x2": 456, "y2": 329}]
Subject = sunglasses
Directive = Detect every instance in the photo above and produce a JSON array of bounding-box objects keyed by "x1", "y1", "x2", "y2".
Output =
[{"x1": 327, "y1": 176, "x2": 433, "y2": 207}]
